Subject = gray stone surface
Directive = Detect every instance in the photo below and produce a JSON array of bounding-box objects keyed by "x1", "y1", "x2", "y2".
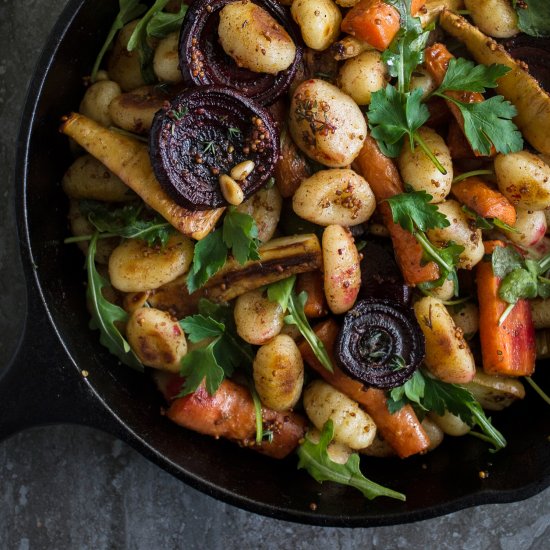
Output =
[{"x1": 0, "y1": 1, "x2": 548, "y2": 548}]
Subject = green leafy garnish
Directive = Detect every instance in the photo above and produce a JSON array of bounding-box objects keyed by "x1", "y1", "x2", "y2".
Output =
[
  {"x1": 146, "y1": 1, "x2": 187, "y2": 38},
  {"x1": 435, "y1": 58, "x2": 511, "y2": 94},
  {"x1": 86, "y1": 233, "x2": 143, "y2": 371},
  {"x1": 524, "y1": 376, "x2": 550, "y2": 406},
  {"x1": 388, "y1": 370, "x2": 506, "y2": 452},
  {"x1": 90, "y1": 0, "x2": 147, "y2": 82},
  {"x1": 186, "y1": 207, "x2": 260, "y2": 293},
  {"x1": 513, "y1": 0, "x2": 550, "y2": 37},
  {"x1": 75, "y1": 200, "x2": 173, "y2": 247},
  {"x1": 297, "y1": 420, "x2": 406, "y2": 501},
  {"x1": 384, "y1": 190, "x2": 464, "y2": 290},
  {"x1": 178, "y1": 299, "x2": 254, "y2": 396},
  {"x1": 491, "y1": 247, "x2": 550, "y2": 323},
  {"x1": 382, "y1": 0, "x2": 431, "y2": 93},
  {"x1": 267, "y1": 276, "x2": 333, "y2": 373},
  {"x1": 461, "y1": 205, "x2": 519, "y2": 234}
]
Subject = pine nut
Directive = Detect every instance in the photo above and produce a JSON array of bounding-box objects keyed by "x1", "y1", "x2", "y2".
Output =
[
  {"x1": 230, "y1": 160, "x2": 255, "y2": 181},
  {"x1": 219, "y1": 174, "x2": 244, "y2": 205}
]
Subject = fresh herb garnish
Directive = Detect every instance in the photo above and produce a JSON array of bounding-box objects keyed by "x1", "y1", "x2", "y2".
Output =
[
  {"x1": 384, "y1": 190, "x2": 464, "y2": 290},
  {"x1": 388, "y1": 370, "x2": 507, "y2": 452},
  {"x1": 90, "y1": 0, "x2": 147, "y2": 82},
  {"x1": 227, "y1": 127, "x2": 241, "y2": 139},
  {"x1": 178, "y1": 299, "x2": 254, "y2": 396},
  {"x1": 186, "y1": 207, "x2": 260, "y2": 293},
  {"x1": 461, "y1": 205, "x2": 519, "y2": 234},
  {"x1": 86, "y1": 233, "x2": 143, "y2": 371},
  {"x1": 201, "y1": 140, "x2": 217, "y2": 155},
  {"x1": 146, "y1": 1, "x2": 187, "y2": 38},
  {"x1": 491, "y1": 246, "x2": 550, "y2": 323},
  {"x1": 513, "y1": 0, "x2": 550, "y2": 38},
  {"x1": 382, "y1": 0, "x2": 431, "y2": 93},
  {"x1": 297, "y1": 420, "x2": 406, "y2": 501},
  {"x1": 524, "y1": 376, "x2": 550, "y2": 406},
  {"x1": 68, "y1": 200, "x2": 173, "y2": 247},
  {"x1": 435, "y1": 58, "x2": 511, "y2": 94},
  {"x1": 267, "y1": 275, "x2": 333, "y2": 373}
]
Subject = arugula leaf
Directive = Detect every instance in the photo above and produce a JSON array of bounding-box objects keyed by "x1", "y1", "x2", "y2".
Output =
[
  {"x1": 86, "y1": 233, "x2": 143, "y2": 371},
  {"x1": 387, "y1": 370, "x2": 507, "y2": 451},
  {"x1": 186, "y1": 208, "x2": 260, "y2": 293},
  {"x1": 388, "y1": 369, "x2": 426, "y2": 413},
  {"x1": 79, "y1": 200, "x2": 173, "y2": 247},
  {"x1": 444, "y1": 95, "x2": 523, "y2": 156},
  {"x1": 146, "y1": 2, "x2": 187, "y2": 38},
  {"x1": 177, "y1": 299, "x2": 254, "y2": 396},
  {"x1": 384, "y1": 191, "x2": 464, "y2": 290},
  {"x1": 436, "y1": 58, "x2": 511, "y2": 94},
  {"x1": 267, "y1": 276, "x2": 334, "y2": 373},
  {"x1": 499, "y1": 268, "x2": 538, "y2": 303},
  {"x1": 368, "y1": 85, "x2": 430, "y2": 158},
  {"x1": 513, "y1": 0, "x2": 550, "y2": 37},
  {"x1": 382, "y1": 0, "x2": 430, "y2": 92},
  {"x1": 90, "y1": 0, "x2": 147, "y2": 82},
  {"x1": 297, "y1": 420, "x2": 406, "y2": 501},
  {"x1": 127, "y1": 0, "x2": 171, "y2": 83},
  {"x1": 461, "y1": 205, "x2": 519, "y2": 234}
]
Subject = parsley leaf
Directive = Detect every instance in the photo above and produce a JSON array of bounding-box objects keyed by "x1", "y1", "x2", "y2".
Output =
[
  {"x1": 385, "y1": 191, "x2": 464, "y2": 290},
  {"x1": 387, "y1": 371, "x2": 507, "y2": 451},
  {"x1": 86, "y1": 233, "x2": 143, "y2": 371},
  {"x1": 178, "y1": 299, "x2": 253, "y2": 396},
  {"x1": 388, "y1": 369, "x2": 425, "y2": 413},
  {"x1": 90, "y1": 0, "x2": 147, "y2": 82},
  {"x1": 513, "y1": 0, "x2": 550, "y2": 37},
  {"x1": 444, "y1": 95, "x2": 523, "y2": 156},
  {"x1": 267, "y1": 276, "x2": 333, "y2": 373},
  {"x1": 436, "y1": 58, "x2": 511, "y2": 94},
  {"x1": 186, "y1": 208, "x2": 260, "y2": 293},
  {"x1": 368, "y1": 85, "x2": 429, "y2": 158},
  {"x1": 382, "y1": 0, "x2": 431, "y2": 92},
  {"x1": 79, "y1": 200, "x2": 173, "y2": 247},
  {"x1": 297, "y1": 420, "x2": 406, "y2": 501}
]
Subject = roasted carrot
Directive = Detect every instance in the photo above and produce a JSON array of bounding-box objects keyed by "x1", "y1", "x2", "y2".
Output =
[
  {"x1": 296, "y1": 271, "x2": 328, "y2": 318},
  {"x1": 60, "y1": 112, "x2": 224, "y2": 240},
  {"x1": 353, "y1": 135, "x2": 440, "y2": 285},
  {"x1": 341, "y1": 0, "x2": 425, "y2": 52},
  {"x1": 447, "y1": 118, "x2": 475, "y2": 160},
  {"x1": 476, "y1": 241, "x2": 536, "y2": 377},
  {"x1": 298, "y1": 319, "x2": 430, "y2": 458},
  {"x1": 166, "y1": 378, "x2": 308, "y2": 459},
  {"x1": 452, "y1": 177, "x2": 517, "y2": 226},
  {"x1": 424, "y1": 43, "x2": 495, "y2": 157}
]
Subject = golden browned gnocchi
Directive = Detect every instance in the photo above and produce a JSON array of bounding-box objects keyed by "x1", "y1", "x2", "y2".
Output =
[
  {"x1": 235, "y1": 186, "x2": 282, "y2": 242},
  {"x1": 292, "y1": 168, "x2": 376, "y2": 226},
  {"x1": 153, "y1": 32, "x2": 183, "y2": 83},
  {"x1": 289, "y1": 79, "x2": 367, "y2": 167},
  {"x1": 303, "y1": 380, "x2": 377, "y2": 449},
  {"x1": 464, "y1": 0, "x2": 519, "y2": 38},
  {"x1": 253, "y1": 334, "x2": 304, "y2": 411},
  {"x1": 218, "y1": 2, "x2": 296, "y2": 74},
  {"x1": 79, "y1": 80, "x2": 121, "y2": 127},
  {"x1": 126, "y1": 307, "x2": 187, "y2": 372},
  {"x1": 291, "y1": 0, "x2": 342, "y2": 52},
  {"x1": 108, "y1": 234, "x2": 194, "y2": 292}
]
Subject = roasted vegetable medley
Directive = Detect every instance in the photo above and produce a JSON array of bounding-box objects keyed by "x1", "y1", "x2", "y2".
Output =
[{"x1": 61, "y1": 0, "x2": 550, "y2": 503}]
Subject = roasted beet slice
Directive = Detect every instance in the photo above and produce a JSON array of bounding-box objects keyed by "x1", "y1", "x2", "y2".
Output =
[
  {"x1": 336, "y1": 299, "x2": 425, "y2": 390},
  {"x1": 359, "y1": 241, "x2": 412, "y2": 306},
  {"x1": 179, "y1": 0, "x2": 302, "y2": 105},
  {"x1": 149, "y1": 86, "x2": 280, "y2": 210},
  {"x1": 501, "y1": 35, "x2": 550, "y2": 92}
]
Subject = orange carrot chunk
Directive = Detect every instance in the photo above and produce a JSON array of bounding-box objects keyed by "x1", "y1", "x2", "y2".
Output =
[
  {"x1": 298, "y1": 319, "x2": 430, "y2": 458},
  {"x1": 342, "y1": 0, "x2": 425, "y2": 52},
  {"x1": 476, "y1": 241, "x2": 536, "y2": 377},
  {"x1": 452, "y1": 177, "x2": 517, "y2": 227}
]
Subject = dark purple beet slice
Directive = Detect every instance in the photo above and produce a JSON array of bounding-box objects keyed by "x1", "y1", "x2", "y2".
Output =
[
  {"x1": 501, "y1": 35, "x2": 550, "y2": 92},
  {"x1": 359, "y1": 241, "x2": 412, "y2": 307},
  {"x1": 149, "y1": 86, "x2": 280, "y2": 210},
  {"x1": 336, "y1": 299, "x2": 425, "y2": 390},
  {"x1": 179, "y1": 0, "x2": 302, "y2": 105}
]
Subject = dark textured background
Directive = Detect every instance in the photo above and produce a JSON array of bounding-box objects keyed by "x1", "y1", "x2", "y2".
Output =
[{"x1": 1, "y1": 1, "x2": 549, "y2": 548}]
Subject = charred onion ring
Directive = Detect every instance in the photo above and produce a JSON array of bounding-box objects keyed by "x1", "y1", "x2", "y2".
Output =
[
  {"x1": 149, "y1": 86, "x2": 280, "y2": 210},
  {"x1": 336, "y1": 300, "x2": 425, "y2": 390},
  {"x1": 179, "y1": 0, "x2": 302, "y2": 105}
]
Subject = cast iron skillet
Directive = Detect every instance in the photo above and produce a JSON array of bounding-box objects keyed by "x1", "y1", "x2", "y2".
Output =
[{"x1": 3, "y1": 0, "x2": 550, "y2": 527}]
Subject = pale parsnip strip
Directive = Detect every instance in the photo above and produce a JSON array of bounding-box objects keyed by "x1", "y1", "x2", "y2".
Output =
[{"x1": 60, "y1": 112, "x2": 224, "y2": 239}]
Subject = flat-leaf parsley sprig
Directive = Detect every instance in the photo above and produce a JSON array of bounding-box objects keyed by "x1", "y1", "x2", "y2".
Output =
[
  {"x1": 186, "y1": 207, "x2": 261, "y2": 293},
  {"x1": 384, "y1": 190, "x2": 464, "y2": 290}
]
